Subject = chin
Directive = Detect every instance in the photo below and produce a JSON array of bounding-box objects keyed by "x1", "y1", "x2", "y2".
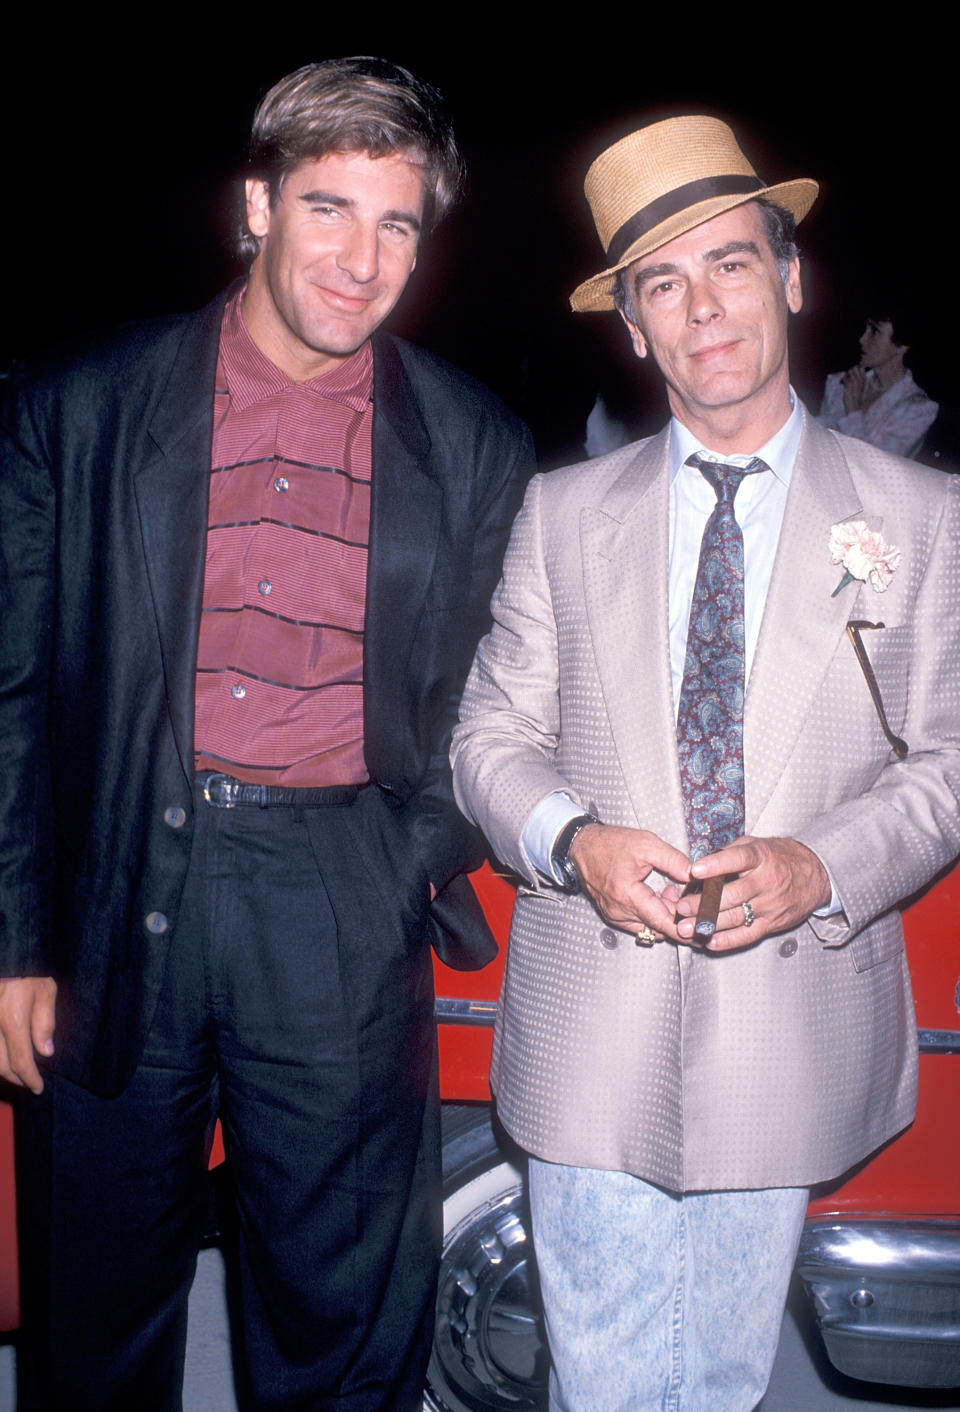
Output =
[
  {"x1": 693, "y1": 376, "x2": 757, "y2": 406},
  {"x1": 302, "y1": 321, "x2": 370, "y2": 359}
]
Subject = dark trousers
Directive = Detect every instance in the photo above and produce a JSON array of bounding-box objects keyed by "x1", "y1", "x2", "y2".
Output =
[{"x1": 17, "y1": 785, "x2": 440, "y2": 1411}]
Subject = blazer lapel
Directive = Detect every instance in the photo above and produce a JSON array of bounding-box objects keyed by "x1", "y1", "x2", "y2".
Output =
[
  {"x1": 580, "y1": 429, "x2": 688, "y2": 845},
  {"x1": 363, "y1": 335, "x2": 441, "y2": 783},
  {"x1": 133, "y1": 293, "x2": 226, "y2": 781},
  {"x1": 745, "y1": 415, "x2": 868, "y2": 830}
]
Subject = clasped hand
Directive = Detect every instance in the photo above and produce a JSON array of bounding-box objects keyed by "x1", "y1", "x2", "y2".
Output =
[{"x1": 571, "y1": 826, "x2": 830, "y2": 952}]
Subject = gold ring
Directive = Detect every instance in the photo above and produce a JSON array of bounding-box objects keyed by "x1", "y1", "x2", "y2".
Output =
[{"x1": 635, "y1": 925, "x2": 658, "y2": 946}]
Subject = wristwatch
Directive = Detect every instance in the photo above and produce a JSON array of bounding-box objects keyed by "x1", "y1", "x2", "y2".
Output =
[{"x1": 551, "y1": 814, "x2": 600, "y2": 893}]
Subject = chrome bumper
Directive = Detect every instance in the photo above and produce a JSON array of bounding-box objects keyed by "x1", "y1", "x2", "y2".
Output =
[{"x1": 796, "y1": 1219, "x2": 960, "y2": 1388}]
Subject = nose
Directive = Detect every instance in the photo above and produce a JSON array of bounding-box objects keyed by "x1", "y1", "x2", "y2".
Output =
[
  {"x1": 337, "y1": 220, "x2": 379, "y2": 284},
  {"x1": 686, "y1": 275, "x2": 723, "y2": 326}
]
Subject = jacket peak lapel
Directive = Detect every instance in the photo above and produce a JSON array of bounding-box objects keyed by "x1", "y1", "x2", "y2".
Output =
[
  {"x1": 134, "y1": 292, "x2": 228, "y2": 780},
  {"x1": 745, "y1": 416, "x2": 868, "y2": 829},
  {"x1": 580, "y1": 430, "x2": 687, "y2": 845},
  {"x1": 364, "y1": 337, "x2": 441, "y2": 779}
]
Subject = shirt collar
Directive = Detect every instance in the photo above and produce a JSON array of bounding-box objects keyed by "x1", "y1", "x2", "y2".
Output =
[
  {"x1": 668, "y1": 390, "x2": 803, "y2": 489},
  {"x1": 218, "y1": 287, "x2": 374, "y2": 414}
]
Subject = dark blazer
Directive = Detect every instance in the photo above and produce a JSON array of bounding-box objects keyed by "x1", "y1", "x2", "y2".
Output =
[{"x1": 0, "y1": 288, "x2": 533, "y2": 1095}]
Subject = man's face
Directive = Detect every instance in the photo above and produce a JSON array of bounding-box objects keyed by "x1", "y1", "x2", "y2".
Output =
[
  {"x1": 619, "y1": 203, "x2": 802, "y2": 436},
  {"x1": 859, "y1": 319, "x2": 901, "y2": 370},
  {"x1": 243, "y1": 149, "x2": 426, "y2": 381}
]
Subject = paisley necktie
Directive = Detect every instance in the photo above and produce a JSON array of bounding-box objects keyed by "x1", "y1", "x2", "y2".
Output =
[{"x1": 676, "y1": 454, "x2": 768, "y2": 860}]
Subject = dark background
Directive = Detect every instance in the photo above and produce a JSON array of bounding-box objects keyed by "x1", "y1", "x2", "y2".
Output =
[{"x1": 5, "y1": 27, "x2": 952, "y2": 467}]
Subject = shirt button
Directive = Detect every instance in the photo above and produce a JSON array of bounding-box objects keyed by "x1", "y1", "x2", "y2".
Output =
[
  {"x1": 274, "y1": 476, "x2": 289, "y2": 493},
  {"x1": 779, "y1": 938, "x2": 798, "y2": 958},
  {"x1": 231, "y1": 683, "x2": 246, "y2": 699},
  {"x1": 144, "y1": 911, "x2": 168, "y2": 935},
  {"x1": 163, "y1": 805, "x2": 186, "y2": 829},
  {"x1": 258, "y1": 579, "x2": 272, "y2": 596},
  {"x1": 600, "y1": 928, "x2": 619, "y2": 950}
]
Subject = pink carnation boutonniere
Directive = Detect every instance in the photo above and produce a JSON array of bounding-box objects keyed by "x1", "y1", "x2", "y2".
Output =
[
  {"x1": 829, "y1": 519, "x2": 901, "y2": 597},
  {"x1": 828, "y1": 521, "x2": 909, "y2": 759}
]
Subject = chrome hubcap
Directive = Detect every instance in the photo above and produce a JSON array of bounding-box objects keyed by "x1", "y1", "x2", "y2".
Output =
[{"x1": 428, "y1": 1179, "x2": 546, "y2": 1409}]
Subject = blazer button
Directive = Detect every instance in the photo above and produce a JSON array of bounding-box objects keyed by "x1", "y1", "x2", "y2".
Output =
[
  {"x1": 779, "y1": 937, "x2": 798, "y2": 958},
  {"x1": 163, "y1": 806, "x2": 187, "y2": 829},
  {"x1": 144, "y1": 911, "x2": 169, "y2": 935},
  {"x1": 600, "y1": 928, "x2": 619, "y2": 950}
]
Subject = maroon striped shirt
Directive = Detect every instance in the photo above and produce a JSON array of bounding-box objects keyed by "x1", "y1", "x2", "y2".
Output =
[{"x1": 194, "y1": 290, "x2": 373, "y2": 785}]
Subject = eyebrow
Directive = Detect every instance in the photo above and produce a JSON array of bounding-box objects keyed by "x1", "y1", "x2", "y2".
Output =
[
  {"x1": 382, "y1": 209, "x2": 422, "y2": 232},
  {"x1": 633, "y1": 240, "x2": 762, "y2": 289},
  {"x1": 702, "y1": 239, "x2": 762, "y2": 263},
  {"x1": 297, "y1": 189, "x2": 421, "y2": 232},
  {"x1": 633, "y1": 261, "x2": 681, "y2": 289}
]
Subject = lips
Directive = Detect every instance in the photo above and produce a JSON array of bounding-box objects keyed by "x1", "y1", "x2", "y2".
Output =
[
  {"x1": 313, "y1": 284, "x2": 375, "y2": 313},
  {"x1": 689, "y1": 340, "x2": 742, "y2": 362}
]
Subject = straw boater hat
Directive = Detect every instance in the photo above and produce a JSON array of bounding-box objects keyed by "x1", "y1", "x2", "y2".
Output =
[{"x1": 570, "y1": 115, "x2": 819, "y2": 313}]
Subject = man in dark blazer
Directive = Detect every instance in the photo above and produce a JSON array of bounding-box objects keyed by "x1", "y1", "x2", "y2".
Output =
[{"x1": 0, "y1": 57, "x2": 531, "y2": 1410}]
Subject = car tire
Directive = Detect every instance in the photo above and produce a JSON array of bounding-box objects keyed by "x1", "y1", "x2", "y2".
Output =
[{"x1": 424, "y1": 1103, "x2": 547, "y2": 1411}]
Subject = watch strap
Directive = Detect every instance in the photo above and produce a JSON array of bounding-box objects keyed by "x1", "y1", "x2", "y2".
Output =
[{"x1": 551, "y1": 813, "x2": 600, "y2": 892}]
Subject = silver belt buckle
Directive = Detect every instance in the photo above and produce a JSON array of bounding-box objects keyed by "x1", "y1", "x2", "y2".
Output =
[{"x1": 202, "y1": 772, "x2": 237, "y2": 808}]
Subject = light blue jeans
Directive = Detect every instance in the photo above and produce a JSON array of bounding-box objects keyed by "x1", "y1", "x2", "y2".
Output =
[{"x1": 528, "y1": 1158, "x2": 808, "y2": 1412}]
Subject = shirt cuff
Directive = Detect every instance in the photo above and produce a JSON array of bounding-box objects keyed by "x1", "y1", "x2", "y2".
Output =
[
  {"x1": 812, "y1": 871, "x2": 842, "y2": 918},
  {"x1": 521, "y1": 791, "x2": 584, "y2": 884}
]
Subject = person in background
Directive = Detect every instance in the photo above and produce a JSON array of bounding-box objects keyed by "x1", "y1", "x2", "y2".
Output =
[{"x1": 819, "y1": 307, "x2": 937, "y2": 457}]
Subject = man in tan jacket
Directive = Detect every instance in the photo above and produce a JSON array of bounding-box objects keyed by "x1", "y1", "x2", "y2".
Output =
[{"x1": 452, "y1": 116, "x2": 960, "y2": 1410}]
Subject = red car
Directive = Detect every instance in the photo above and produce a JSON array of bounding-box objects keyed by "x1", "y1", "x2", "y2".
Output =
[
  {"x1": 427, "y1": 861, "x2": 960, "y2": 1409},
  {"x1": 2, "y1": 861, "x2": 959, "y2": 1409}
]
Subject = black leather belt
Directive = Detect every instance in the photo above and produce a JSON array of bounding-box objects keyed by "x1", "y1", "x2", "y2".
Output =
[{"x1": 196, "y1": 771, "x2": 361, "y2": 809}]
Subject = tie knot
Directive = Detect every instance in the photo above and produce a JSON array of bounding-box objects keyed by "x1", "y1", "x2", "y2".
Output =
[{"x1": 686, "y1": 453, "x2": 769, "y2": 504}]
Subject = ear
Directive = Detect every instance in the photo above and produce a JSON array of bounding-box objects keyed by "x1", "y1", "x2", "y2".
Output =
[
  {"x1": 245, "y1": 179, "x2": 272, "y2": 241},
  {"x1": 617, "y1": 306, "x2": 648, "y2": 360},
  {"x1": 785, "y1": 256, "x2": 803, "y2": 315}
]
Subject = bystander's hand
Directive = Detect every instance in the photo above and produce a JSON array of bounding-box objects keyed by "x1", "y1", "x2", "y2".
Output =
[
  {"x1": 842, "y1": 364, "x2": 867, "y2": 413},
  {"x1": 842, "y1": 364, "x2": 884, "y2": 416},
  {"x1": 0, "y1": 977, "x2": 57, "y2": 1094},
  {"x1": 569, "y1": 824, "x2": 691, "y2": 940}
]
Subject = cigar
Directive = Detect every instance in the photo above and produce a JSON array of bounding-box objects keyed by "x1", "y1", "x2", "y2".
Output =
[
  {"x1": 693, "y1": 876, "x2": 725, "y2": 940},
  {"x1": 677, "y1": 875, "x2": 726, "y2": 943}
]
